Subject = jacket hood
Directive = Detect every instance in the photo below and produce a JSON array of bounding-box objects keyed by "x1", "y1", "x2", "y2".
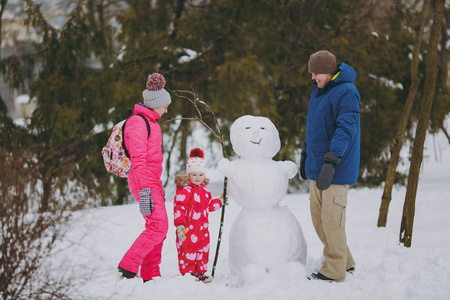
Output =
[
  {"x1": 174, "y1": 174, "x2": 210, "y2": 188},
  {"x1": 332, "y1": 62, "x2": 357, "y2": 85},
  {"x1": 313, "y1": 62, "x2": 357, "y2": 92}
]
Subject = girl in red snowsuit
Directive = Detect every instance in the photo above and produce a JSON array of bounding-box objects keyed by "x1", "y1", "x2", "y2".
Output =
[{"x1": 173, "y1": 148, "x2": 223, "y2": 282}]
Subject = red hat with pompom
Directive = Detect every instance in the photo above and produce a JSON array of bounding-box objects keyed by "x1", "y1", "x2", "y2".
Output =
[
  {"x1": 186, "y1": 148, "x2": 206, "y2": 174},
  {"x1": 142, "y1": 73, "x2": 172, "y2": 109}
]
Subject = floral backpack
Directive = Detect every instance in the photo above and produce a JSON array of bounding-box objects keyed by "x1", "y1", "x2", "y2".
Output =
[{"x1": 102, "y1": 113, "x2": 150, "y2": 178}]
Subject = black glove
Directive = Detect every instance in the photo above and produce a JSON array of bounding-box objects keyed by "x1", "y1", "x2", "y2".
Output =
[
  {"x1": 139, "y1": 188, "x2": 154, "y2": 216},
  {"x1": 299, "y1": 142, "x2": 308, "y2": 180},
  {"x1": 316, "y1": 151, "x2": 341, "y2": 191}
]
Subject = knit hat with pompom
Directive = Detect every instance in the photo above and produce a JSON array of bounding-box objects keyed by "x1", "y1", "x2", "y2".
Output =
[
  {"x1": 142, "y1": 73, "x2": 172, "y2": 109},
  {"x1": 186, "y1": 148, "x2": 207, "y2": 175}
]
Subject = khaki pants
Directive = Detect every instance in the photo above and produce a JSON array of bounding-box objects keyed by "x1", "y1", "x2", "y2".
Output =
[{"x1": 310, "y1": 181, "x2": 355, "y2": 281}]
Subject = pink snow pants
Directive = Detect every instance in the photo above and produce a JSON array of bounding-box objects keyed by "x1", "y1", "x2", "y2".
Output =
[{"x1": 119, "y1": 185, "x2": 168, "y2": 280}]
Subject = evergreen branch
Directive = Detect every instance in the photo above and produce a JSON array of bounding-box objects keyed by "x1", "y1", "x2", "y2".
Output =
[
  {"x1": 119, "y1": 54, "x2": 156, "y2": 70},
  {"x1": 333, "y1": 0, "x2": 353, "y2": 37}
]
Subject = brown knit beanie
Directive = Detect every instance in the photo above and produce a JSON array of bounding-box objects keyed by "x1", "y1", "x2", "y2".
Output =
[{"x1": 308, "y1": 50, "x2": 337, "y2": 74}]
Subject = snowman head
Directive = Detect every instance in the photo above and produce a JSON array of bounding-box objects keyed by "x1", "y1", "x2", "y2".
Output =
[{"x1": 230, "y1": 115, "x2": 280, "y2": 159}]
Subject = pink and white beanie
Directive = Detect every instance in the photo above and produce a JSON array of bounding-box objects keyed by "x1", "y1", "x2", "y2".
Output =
[{"x1": 186, "y1": 148, "x2": 206, "y2": 174}]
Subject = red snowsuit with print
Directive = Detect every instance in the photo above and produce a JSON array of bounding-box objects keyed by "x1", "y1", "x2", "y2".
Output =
[{"x1": 173, "y1": 177, "x2": 222, "y2": 275}]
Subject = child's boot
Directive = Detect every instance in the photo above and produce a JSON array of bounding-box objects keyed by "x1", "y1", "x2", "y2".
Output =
[
  {"x1": 118, "y1": 266, "x2": 137, "y2": 279},
  {"x1": 196, "y1": 273, "x2": 212, "y2": 283}
]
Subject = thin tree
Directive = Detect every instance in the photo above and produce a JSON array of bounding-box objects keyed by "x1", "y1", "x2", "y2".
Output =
[
  {"x1": 377, "y1": 0, "x2": 430, "y2": 227},
  {"x1": 439, "y1": 4, "x2": 449, "y2": 86},
  {"x1": 399, "y1": 0, "x2": 446, "y2": 248},
  {"x1": 0, "y1": 0, "x2": 7, "y2": 58}
]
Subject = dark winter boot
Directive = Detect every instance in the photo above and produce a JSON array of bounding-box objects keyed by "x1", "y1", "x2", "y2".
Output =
[
  {"x1": 307, "y1": 272, "x2": 336, "y2": 282},
  {"x1": 118, "y1": 266, "x2": 137, "y2": 279},
  {"x1": 196, "y1": 273, "x2": 213, "y2": 283}
]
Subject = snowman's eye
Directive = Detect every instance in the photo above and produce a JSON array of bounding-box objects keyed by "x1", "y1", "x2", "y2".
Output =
[
  {"x1": 245, "y1": 127, "x2": 251, "y2": 130},
  {"x1": 260, "y1": 127, "x2": 265, "y2": 130}
]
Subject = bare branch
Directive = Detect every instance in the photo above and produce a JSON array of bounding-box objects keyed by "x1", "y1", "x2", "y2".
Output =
[{"x1": 165, "y1": 88, "x2": 226, "y2": 156}]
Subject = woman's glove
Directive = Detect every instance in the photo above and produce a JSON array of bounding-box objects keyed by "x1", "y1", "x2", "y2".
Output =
[
  {"x1": 139, "y1": 188, "x2": 154, "y2": 216},
  {"x1": 316, "y1": 151, "x2": 341, "y2": 191},
  {"x1": 299, "y1": 142, "x2": 308, "y2": 180},
  {"x1": 176, "y1": 225, "x2": 187, "y2": 242}
]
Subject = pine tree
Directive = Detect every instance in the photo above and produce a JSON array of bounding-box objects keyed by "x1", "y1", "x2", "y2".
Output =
[
  {"x1": 19, "y1": 0, "x2": 119, "y2": 210},
  {"x1": 2, "y1": 0, "x2": 449, "y2": 211}
]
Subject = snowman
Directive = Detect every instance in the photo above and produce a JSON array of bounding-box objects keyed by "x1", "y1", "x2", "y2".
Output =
[{"x1": 218, "y1": 115, "x2": 307, "y2": 284}]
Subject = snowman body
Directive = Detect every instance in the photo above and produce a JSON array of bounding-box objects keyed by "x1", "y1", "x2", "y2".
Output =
[{"x1": 218, "y1": 115, "x2": 307, "y2": 283}]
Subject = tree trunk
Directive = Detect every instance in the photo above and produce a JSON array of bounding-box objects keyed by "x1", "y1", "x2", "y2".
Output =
[
  {"x1": 0, "y1": 0, "x2": 8, "y2": 57},
  {"x1": 399, "y1": 0, "x2": 445, "y2": 248},
  {"x1": 115, "y1": 180, "x2": 128, "y2": 205},
  {"x1": 377, "y1": 0, "x2": 430, "y2": 227},
  {"x1": 164, "y1": 121, "x2": 183, "y2": 187},
  {"x1": 441, "y1": 125, "x2": 450, "y2": 144},
  {"x1": 39, "y1": 177, "x2": 52, "y2": 213},
  {"x1": 171, "y1": 0, "x2": 186, "y2": 39},
  {"x1": 439, "y1": 6, "x2": 449, "y2": 86}
]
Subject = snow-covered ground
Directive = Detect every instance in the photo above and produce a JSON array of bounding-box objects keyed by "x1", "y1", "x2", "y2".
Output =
[{"x1": 53, "y1": 124, "x2": 450, "y2": 300}]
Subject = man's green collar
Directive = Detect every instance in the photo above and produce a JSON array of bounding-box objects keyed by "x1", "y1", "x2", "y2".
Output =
[{"x1": 332, "y1": 71, "x2": 341, "y2": 81}]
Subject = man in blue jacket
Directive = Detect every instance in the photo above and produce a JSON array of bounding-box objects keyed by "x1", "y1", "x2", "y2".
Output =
[{"x1": 300, "y1": 50, "x2": 360, "y2": 282}]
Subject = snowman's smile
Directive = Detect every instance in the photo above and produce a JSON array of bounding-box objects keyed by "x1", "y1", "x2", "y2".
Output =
[{"x1": 250, "y1": 138, "x2": 262, "y2": 145}]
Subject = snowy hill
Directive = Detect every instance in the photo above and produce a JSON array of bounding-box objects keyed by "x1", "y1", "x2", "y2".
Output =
[{"x1": 52, "y1": 122, "x2": 450, "y2": 300}]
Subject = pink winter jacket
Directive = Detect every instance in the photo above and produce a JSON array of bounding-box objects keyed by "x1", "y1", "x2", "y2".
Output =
[{"x1": 124, "y1": 104, "x2": 164, "y2": 204}]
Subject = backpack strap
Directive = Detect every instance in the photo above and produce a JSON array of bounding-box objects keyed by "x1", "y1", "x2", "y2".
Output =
[
  {"x1": 122, "y1": 113, "x2": 151, "y2": 158},
  {"x1": 134, "y1": 114, "x2": 151, "y2": 139}
]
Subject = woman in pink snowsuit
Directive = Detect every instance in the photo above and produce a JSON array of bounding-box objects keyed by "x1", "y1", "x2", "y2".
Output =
[
  {"x1": 118, "y1": 73, "x2": 171, "y2": 282},
  {"x1": 173, "y1": 148, "x2": 223, "y2": 283}
]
